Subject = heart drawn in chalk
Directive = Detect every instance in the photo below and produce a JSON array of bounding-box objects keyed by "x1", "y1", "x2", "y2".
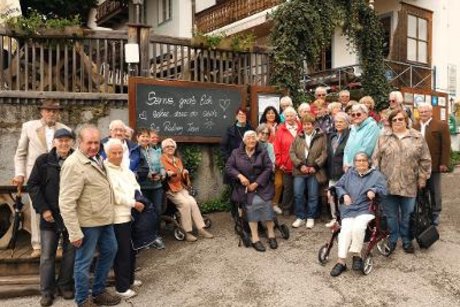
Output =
[
  {"x1": 219, "y1": 99, "x2": 231, "y2": 112},
  {"x1": 139, "y1": 110, "x2": 147, "y2": 120}
]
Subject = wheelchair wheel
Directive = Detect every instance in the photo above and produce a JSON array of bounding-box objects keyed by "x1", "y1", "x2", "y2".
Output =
[
  {"x1": 174, "y1": 227, "x2": 186, "y2": 241},
  {"x1": 377, "y1": 236, "x2": 392, "y2": 257},
  {"x1": 279, "y1": 224, "x2": 290, "y2": 240},
  {"x1": 318, "y1": 243, "x2": 330, "y2": 265},
  {"x1": 204, "y1": 217, "x2": 212, "y2": 229},
  {"x1": 362, "y1": 254, "x2": 374, "y2": 275}
]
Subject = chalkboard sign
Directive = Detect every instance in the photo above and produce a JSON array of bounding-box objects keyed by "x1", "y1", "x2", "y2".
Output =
[{"x1": 129, "y1": 78, "x2": 246, "y2": 143}]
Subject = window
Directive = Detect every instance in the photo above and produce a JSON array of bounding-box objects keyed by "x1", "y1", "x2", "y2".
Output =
[
  {"x1": 407, "y1": 14, "x2": 428, "y2": 63},
  {"x1": 313, "y1": 46, "x2": 332, "y2": 72},
  {"x1": 158, "y1": 0, "x2": 172, "y2": 24},
  {"x1": 379, "y1": 15, "x2": 392, "y2": 58}
]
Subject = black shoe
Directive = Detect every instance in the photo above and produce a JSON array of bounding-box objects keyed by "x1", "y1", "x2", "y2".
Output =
[
  {"x1": 330, "y1": 263, "x2": 347, "y2": 277},
  {"x1": 403, "y1": 242, "x2": 415, "y2": 254},
  {"x1": 386, "y1": 241, "x2": 397, "y2": 255},
  {"x1": 352, "y1": 256, "x2": 363, "y2": 271},
  {"x1": 58, "y1": 288, "x2": 75, "y2": 300},
  {"x1": 268, "y1": 238, "x2": 278, "y2": 250},
  {"x1": 40, "y1": 294, "x2": 54, "y2": 307},
  {"x1": 252, "y1": 241, "x2": 266, "y2": 252}
]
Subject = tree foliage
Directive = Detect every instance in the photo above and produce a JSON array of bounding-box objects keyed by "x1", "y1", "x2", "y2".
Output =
[{"x1": 270, "y1": 0, "x2": 391, "y2": 110}]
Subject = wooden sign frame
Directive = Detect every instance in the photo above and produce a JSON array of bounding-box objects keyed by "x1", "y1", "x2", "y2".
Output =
[
  {"x1": 128, "y1": 77, "x2": 247, "y2": 143},
  {"x1": 249, "y1": 86, "x2": 286, "y2": 128}
]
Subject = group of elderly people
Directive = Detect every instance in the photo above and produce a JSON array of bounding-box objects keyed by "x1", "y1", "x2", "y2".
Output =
[
  {"x1": 221, "y1": 88, "x2": 436, "y2": 278},
  {"x1": 28, "y1": 119, "x2": 213, "y2": 306}
]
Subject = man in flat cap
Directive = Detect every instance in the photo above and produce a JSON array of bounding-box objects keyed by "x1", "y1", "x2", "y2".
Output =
[
  {"x1": 28, "y1": 128, "x2": 75, "y2": 307},
  {"x1": 13, "y1": 99, "x2": 70, "y2": 257}
]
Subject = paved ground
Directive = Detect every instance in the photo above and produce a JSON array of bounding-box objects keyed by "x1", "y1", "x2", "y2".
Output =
[{"x1": 2, "y1": 171, "x2": 460, "y2": 307}]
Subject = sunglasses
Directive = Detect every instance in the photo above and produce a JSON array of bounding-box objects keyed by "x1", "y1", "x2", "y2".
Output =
[
  {"x1": 389, "y1": 99, "x2": 396, "y2": 103},
  {"x1": 317, "y1": 94, "x2": 326, "y2": 97},
  {"x1": 392, "y1": 117, "x2": 405, "y2": 122},
  {"x1": 351, "y1": 112, "x2": 362, "y2": 118}
]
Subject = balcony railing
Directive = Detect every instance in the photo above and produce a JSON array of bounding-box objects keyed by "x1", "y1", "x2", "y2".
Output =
[
  {"x1": 302, "y1": 59, "x2": 434, "y2": 92},
  {"x1": 97, "y1": 0, "x2": 128, "y2": 26},
  {"x1": 195, "y1": 0, "x2": 284, "y2": 33},
  {"x1": 0, "y1": 27, "x2": 271, "y2": 104}
]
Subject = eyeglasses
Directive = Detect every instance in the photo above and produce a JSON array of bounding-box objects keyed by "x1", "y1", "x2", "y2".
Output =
[
  {"x1": 392, "y1": 117, "x2": 405, "y2": 122},
  {"x1": 355, "y1": 159, "x2": 368, "y2": 162},
  {"x1": 389, "y1": 99, "x2": 396, "y2": 103},
  {"x1": 260, "y1": 132, "x2": 270, "y2": 136},
  {"x1": 351, "y1": 112, "x2": 362, "y2": 118},
  {"x1": 317, "y1": 94, "x2": 326, "y2": 97},
  {"x1": 164, "y1": 145, "x2": 175, "y2": 149}
]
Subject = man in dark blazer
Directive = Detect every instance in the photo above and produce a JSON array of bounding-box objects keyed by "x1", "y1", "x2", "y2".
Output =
[{"x1": 414, "y1": 103, "x2": 451, "y2": 226}]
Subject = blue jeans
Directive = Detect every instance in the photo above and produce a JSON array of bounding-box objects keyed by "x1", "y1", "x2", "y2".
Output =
[
  {"x1": 74, "y1": 225, "x2": 117, "y2": 305},
  {"x1": 40, "y1": 229, "x2": 75, "y2": 296},
  {"x1": 383, "y1": 195, "x2": 416, "y2": 245},
  {"x1": 293, "y1": 175, "x2": 319, "y2": 220}
]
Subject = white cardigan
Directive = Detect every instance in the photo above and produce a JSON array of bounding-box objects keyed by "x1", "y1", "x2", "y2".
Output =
[{"x1": 104, "y1": 160, "x2": 141, "y2": 224}]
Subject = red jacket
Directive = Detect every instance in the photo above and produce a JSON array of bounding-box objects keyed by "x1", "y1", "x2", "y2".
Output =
[{"x1": 274, "y1": 122, "x2": 302, "y2": 173}]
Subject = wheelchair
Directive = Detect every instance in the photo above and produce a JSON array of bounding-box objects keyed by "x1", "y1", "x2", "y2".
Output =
[
  {"x1": 160, "y1": 174, "x2": 212, "y2": 241},
  {"x1": 317, "y1": 187, "x2": 392, "y2": 275}
]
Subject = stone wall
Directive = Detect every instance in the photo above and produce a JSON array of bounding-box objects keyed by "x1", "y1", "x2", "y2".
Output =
[{"x1": 0, "y1": 103, "x2": 224, "y2": 202}]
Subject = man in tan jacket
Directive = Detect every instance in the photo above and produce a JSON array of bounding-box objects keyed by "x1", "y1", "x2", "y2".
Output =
[
  {"x1": 59, "y1": 124, "x2": 120, "y2": 307},
  {"x1": 13, "y1": 99, "x2": 70, "y2": 257}
]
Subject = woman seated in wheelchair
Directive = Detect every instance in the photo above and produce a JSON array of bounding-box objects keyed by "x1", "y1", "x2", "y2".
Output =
[
  {"x1": 225, "y1": 130, "x2": 277, "y2": 252},
  {"x1": 160, "y1": 138, "x2": 214, "y2": 242},
  {"x1": 330, "y1": 152, "x2": 387, "y2": 277}
]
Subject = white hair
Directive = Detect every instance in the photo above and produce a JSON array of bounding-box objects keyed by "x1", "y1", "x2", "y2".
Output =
[
  {"x1": 351, "y1": 104, "x2": 369, "y2": 114},
  {"x1": 298, "y1": 102, "x2": 311, "y2": 113},
  {"x1": 334, "y1": 112, "x2": 350, "y2": 125},
  {"x1": 418, "y1": 102, "x2": 433, "y2": 111},
  {"x1": 280, "y1": 96, "x2": 293, "y2": 107},
  {"x1": 389, "y1": 91, "x2": 404, "y2": 104},
  {"x1": 104, "y1": 138, "x2": 123, "y2": 153},
  {"x1": 283, "y1": 106, "x2": 297, "y2": 116},
  {"x1": 109, "y1": 119, "x2": 126, "y2": 131},
  {"x1": 243, "y1": 130, "x2": 257, "y2": 141},
  {"x1": 315, "y1": 86, "x2": 327, "y2": 96},
  {"x1": 339, "y1": 90, "x2": 350, "y2": 97},
  {"x1": 327, "y1": 102, "x2": 342, "y2": 113}
]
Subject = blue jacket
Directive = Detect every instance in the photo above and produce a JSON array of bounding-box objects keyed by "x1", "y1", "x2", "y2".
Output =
[
  {"x1": 335, "y1": 167, "x2": 388, "y2": 219},
  {"x1": 100, "y1": 137, "x2": 149, "y2": 182},
  {"x1": 343, "y1": 117, "x2": 380, "y2": 167}
]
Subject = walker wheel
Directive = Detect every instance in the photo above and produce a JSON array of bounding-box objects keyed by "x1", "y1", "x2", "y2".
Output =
[
  {"x1": 377, "y1": 236, "x2": 392, "y2": 257},
  {"x1": 204, "y1": 217, "x2": 212, "y2": 229},
  {"x1": 174, "y1": 227, "x2": 186, "y2": 241},
  {"x1": 318, "y1": 243, "x2": 330, "y2": 265},
  {"x1": 362, "y1": 254, "x2": 374, "y2": 275},
  {"x1": 279, "y1": 224, "x2": 290, "y2": 240}
]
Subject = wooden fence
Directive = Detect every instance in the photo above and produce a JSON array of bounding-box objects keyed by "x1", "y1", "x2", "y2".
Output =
[{"x1": 0, "y1": 27, "x2": 271, "y2": 104}]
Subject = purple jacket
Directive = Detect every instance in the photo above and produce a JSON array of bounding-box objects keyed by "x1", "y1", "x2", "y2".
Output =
[{"x1": 225, "y1": 142, "x2": 274, "y2": 206}]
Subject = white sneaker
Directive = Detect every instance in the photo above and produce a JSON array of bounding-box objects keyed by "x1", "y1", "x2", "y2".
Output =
[
  {"x1": 132, "y1": 279, "x2": 143, "y2": 287},
  {"x1": 116, "y1": 289, "x2": 137, "y2": 298},
  {"x1": 292, "y1": 218, "x2": 306, "y2": 228},
  {"x1": 306, "y1": 219, "x2": 315, "y2": 229},
  {"x1": 273, "y1": 205, "x2": 282, "y2": 215},
  {"x1": 325, "y1": 219, "x2": 337, "y2": 228}
]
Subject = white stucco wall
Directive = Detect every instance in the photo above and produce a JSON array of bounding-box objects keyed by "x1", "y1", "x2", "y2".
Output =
[{"x1": 145, "y1": 0, "x2": 193, "y2": 38}]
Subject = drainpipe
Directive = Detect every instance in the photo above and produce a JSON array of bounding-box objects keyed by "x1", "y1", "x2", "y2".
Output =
[{"x1": 433, "y1": 65, "x2": 436, "y2": 90}]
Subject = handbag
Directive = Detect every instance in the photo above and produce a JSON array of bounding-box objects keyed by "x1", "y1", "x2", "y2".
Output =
[{"x1": 416, "y1": 224, "x2": 439, "y2": 249}]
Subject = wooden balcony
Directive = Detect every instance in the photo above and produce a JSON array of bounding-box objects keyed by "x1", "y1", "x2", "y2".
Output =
[
  {"x1": 0, "y1": 27, "x2": 271, "y2": 104},
  {"x1": 97, "y1": 0, "x2": 129, "y2": 26},
  {"x1": 195, "y1": 0, "x2": 283, "y2": 33},
  {"x1": 302, "y1": 59, "x2": 434, "y2": 92}
]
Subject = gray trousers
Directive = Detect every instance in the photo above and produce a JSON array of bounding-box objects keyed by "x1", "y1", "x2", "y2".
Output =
[{"x1": 427, "y1": 172, "x2": 442, "y2": 216}]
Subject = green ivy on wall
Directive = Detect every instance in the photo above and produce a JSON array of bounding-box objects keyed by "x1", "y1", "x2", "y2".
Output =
[{"x1": 270, "y1": 0, "x2": 391, "y2": 110}]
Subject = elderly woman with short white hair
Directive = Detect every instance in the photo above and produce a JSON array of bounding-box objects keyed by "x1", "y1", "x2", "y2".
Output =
[
  {"x1": 103, "y1": 138, "x2": 144, "y2": 298},
  {"x1": 298, "y1": 102, "x2": 311, "y2": 119},
  {"x1": 160, "y1": 138, "x2": 213, "y2": 242},
  {"x1": 274, "y1": 106, "x2": 301, "y2": 216},
  {"x1": 343, "y1": 104, "x2": 380, "y2": 171},
  {"x1": 226, "y1": 130, "x2": 276, "y2": 252}
]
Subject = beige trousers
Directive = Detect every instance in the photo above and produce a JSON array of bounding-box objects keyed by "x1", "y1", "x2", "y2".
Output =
[{"x1": 166, "y1": 189, "x2": 205, "y2": 232}]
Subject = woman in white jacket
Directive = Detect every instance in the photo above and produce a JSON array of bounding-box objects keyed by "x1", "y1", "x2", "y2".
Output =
[{"x1": 104, "y1": 138, "x2": 145, "y2": 298}]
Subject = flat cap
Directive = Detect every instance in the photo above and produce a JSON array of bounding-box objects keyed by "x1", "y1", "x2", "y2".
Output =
[{"x1": 54, "y1": 128, "x2": 74, "y2": 139}]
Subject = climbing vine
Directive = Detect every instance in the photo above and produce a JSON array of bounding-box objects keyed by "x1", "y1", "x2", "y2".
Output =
[{"x1": 270, "y1": 0, "x2": 390, "y2": 110}]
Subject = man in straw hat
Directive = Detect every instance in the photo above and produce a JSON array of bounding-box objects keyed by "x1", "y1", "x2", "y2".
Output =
[{"x1": 13, "y1": 99, "x2": 70, "y2": 257}]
